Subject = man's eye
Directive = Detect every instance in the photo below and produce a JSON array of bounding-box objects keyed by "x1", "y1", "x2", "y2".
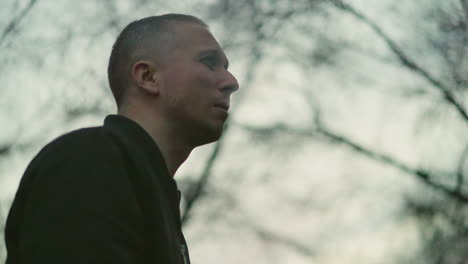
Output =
[{"x1": 201, "y1": 57, "x2": 216, "y2": 70}]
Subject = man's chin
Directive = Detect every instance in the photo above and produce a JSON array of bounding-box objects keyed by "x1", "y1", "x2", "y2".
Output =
[
  {"x1": 190, "y1": 123, "x2": 225, "y2": 147},
  {"x1": 199, "y1": 129, "x2": 223, "y2": 146}
]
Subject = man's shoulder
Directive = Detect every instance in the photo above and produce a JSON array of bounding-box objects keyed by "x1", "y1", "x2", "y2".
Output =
[
  {"x1": 48, "y1": 126, "x2": 104, "y2": 145},
  {"x1": 33, "y1": 125, "x2": 121, "y2": 166}
]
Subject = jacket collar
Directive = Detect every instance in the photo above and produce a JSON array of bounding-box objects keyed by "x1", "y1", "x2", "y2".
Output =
[{"x1": 103, "y1": 114, "x2": 178, "y2": 196}]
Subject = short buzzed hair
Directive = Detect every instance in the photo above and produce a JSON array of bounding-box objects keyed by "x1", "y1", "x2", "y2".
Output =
[{"x1": 107, "y1": 14, "x2": 207, "y2": 107}]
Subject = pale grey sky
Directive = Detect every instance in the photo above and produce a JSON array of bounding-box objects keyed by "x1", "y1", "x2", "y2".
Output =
[{"x1": 1, "y1": 0, "x2": 466, "y2": 263}]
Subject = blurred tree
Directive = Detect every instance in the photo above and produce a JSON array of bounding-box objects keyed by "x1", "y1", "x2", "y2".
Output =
[{"x1": 203, "y1": 0, "x2": 468, "y2": 261}]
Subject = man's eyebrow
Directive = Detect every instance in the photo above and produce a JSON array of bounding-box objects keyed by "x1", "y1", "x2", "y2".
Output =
[{"x1": 199, "y1": 49, "x2": 229, "y2": 69}]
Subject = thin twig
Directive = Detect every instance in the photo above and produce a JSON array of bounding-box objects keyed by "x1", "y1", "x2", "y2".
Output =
[
  {"x1": 0, "y1": 0, "x2": 38, "y2": 46},
  {"x1": 461, "y1": 0, "x2": 468, "y2": 22},
  {"x1": 456, "y1": 143, "x2": 468, "y2": 193},
  {"x1": 254, "y1": 225, "x2": 316, "y2": 257},
  {"x1": 318, "y1": 127, "x2": 468, "y2": 203},
  {"x1": 237, "y1": 122, "x2": 468, "y2": 203},
  {"x1": 181, "y1": 30, "x2": 263, "y2": 226},
  {"x1": 329, "y1": 0, "x2": 468, "y2": 122}
]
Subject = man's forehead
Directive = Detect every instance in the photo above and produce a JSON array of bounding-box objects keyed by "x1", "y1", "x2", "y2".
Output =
[
  {"x1": 168, "y1": 23, "x2": 228, "y2": 61},
  {"x1": 171, "y1": 22, "x2": 218, "y2": 46}
]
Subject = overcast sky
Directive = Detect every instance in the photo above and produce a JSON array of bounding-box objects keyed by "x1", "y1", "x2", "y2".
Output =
[{"x1": 1, "y1": 0, "x2": 465, "y2": 263}]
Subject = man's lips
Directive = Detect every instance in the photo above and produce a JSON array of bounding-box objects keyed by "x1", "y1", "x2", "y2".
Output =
[{"x1": 214, "y1": 102, "x2": 229, "y2": 111}]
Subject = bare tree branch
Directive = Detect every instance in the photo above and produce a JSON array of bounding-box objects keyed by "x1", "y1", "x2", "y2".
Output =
[
  {"x1": 236, "y1": 121, "x2": 468, "y2": 203},
  {"x1": 252, "y1": 224, "x2": 316, "y2": 258},
  {"x1": 461, "y1": 0, "x2": 468, "y2": 21},
  {"x1": 0, "y1": 0, "x2": 38, "y2": 46},
  {"x1": 181, "y1": 135, "x2": 224, "y2": 225},
  {"x1": 0, "y1": 145, "x2": 12, "y2": 156},
  {"x1": 181, "y1": 43, "x2": 263, "y2": 226},
  {"x1": 227, "y1": 214, "x2": 317, "y2": 259},
  {"x1": 180, "y1": 0, "x2": 304, "y2": 224},
  {"x1": 456, "y1": 143, "x2": 468, "y2": 192},
  {"x1": 314, "y1": 123, "x2": 468, "y2": 203},
  {"x1": 328, "y1": 0, "x2": 468, "y2": 122}
]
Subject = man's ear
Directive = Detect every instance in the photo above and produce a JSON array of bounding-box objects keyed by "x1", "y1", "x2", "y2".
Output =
[{"x1": 131, "y1": 60, "x2": 160, "y2": 95}]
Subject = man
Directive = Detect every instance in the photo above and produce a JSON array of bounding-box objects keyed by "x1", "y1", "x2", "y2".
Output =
[{"x1": 5, "y1": 14, "x2": 239, "y2": 264}]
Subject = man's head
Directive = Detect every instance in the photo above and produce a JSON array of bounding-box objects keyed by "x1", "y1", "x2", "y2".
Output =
[
  {"x1": 108, "y1": 14, "x2": 239, "y2": 146},
  {"x1": 108, "y1": 14, "x2": 207, "y2": 107}
]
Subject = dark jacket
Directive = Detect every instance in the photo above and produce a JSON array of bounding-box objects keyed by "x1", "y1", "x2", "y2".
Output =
[{"x1": 5, "y1": 115, "x2": 190, "y2": 264}]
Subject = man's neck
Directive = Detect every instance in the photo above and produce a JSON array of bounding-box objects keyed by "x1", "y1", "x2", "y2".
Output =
[{"x1": 118, "y1": 108, "x2": 193, "y2": 177}]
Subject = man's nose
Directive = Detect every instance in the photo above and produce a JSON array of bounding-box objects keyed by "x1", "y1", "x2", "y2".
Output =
[{"x1": 220, "y1": 70, "x2": 239, "y2": 94}]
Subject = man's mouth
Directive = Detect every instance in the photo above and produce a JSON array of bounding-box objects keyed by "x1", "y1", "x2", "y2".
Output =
[{"x1": 214, "y1": 102, "x2": 229, "y2": 111}]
